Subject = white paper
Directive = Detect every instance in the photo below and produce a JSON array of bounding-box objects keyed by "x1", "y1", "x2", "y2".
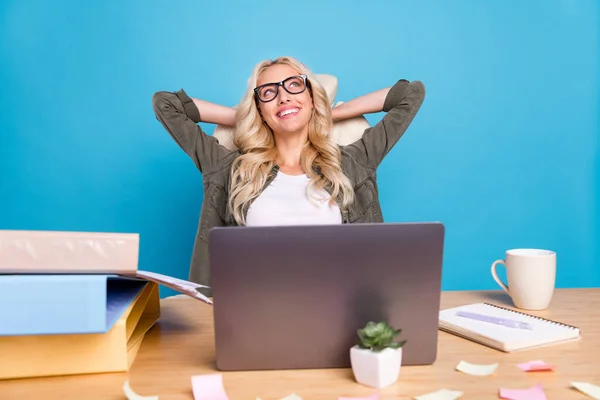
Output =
[
  {"x1": 257, "y1": 395, "x2": 302, "y2": 400},
  {"x1": 123, "y1": 379, "x2": 159, "y2": 400},
  {"x1": 279, "y1": 395, "x2": 302, "y2": 400},
  {"x1": 455, "y1": 360, "x2": 498, "y2": 376},
  {"x1": 571, "y1": 382, "x2": 600, "y2": 400},
  {"x1": 135, "y1": 270, "x2": 212, "y2": 304},
  {"x1": 414, "y1": 389, "x2": 463, "y2": 400}
]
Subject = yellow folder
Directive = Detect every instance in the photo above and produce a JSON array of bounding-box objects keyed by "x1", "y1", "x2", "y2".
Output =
[{"x1": 0, "y1": 280, "x2": 160, "y2": 380}]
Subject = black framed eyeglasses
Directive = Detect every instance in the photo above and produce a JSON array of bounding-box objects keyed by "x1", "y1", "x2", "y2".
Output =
[{"x1": 254, "y1": 74, "x2": 308, "y2": 103}]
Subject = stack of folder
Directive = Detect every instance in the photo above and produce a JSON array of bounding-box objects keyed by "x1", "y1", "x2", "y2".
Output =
[{"x1": 0, "y1": 229, "x2": 210, "y2": 380}]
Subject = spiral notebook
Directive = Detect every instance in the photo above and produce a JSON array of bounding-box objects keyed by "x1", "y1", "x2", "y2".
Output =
[{"x1": 438, "y1": 303, "x2": 581, "y2": 352}]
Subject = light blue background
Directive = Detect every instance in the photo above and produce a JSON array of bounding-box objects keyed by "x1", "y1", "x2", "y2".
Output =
[{"x1": 1, "y1": 1, "x2": 598, "y2": 298}]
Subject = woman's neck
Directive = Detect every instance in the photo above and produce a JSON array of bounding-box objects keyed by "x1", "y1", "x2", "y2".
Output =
[{"x1": 273, "y1": 131, "x2": 308, "y2": 175}]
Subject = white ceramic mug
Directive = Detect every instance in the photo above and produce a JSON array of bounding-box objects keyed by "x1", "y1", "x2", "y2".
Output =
[{"x1": 491, "y1": 249, "x2": 556, "y2": 310}]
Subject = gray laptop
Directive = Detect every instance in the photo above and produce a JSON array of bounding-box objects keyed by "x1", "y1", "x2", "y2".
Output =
[{"x1": 208, "y1": 222, "x2": 445, "y2": 371}]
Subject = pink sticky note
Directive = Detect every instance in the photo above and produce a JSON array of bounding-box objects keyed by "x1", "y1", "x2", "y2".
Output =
[
  {"x1": 517, "y1": 360, "x2": 556, "y2": 372},
  {"x1": 191, "y1": 374, "x2": 229, "y2": 400},
  {"x1": 499, "y1": 383, "x2": 547, "y2": 400},
  {"x1": 338, "y1": 393, "x2": 379, "y2": 400}
]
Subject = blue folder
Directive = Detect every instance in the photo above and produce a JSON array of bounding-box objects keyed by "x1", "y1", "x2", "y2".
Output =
[{"x1": 0, "y1": 274, "x2": 148, "y2": 336}]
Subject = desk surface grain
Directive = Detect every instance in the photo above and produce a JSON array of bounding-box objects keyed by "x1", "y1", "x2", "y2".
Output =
[{"x1": 1, "y1": 288, "x2": 598, "y2": 400}]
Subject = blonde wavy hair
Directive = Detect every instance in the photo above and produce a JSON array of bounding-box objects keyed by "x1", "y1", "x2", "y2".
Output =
[{"x1": 228, "y1": 56, "x2": 354, "y2": 225}]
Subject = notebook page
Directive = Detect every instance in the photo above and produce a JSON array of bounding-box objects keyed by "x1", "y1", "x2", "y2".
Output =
[{"x1": 439, "y1": 303, "x2": 580, "y2": 350}]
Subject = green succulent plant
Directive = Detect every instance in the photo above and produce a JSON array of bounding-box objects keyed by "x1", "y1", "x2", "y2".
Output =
[{"x1": 357, "y1": 321, "x2": 406, "y2": 352}]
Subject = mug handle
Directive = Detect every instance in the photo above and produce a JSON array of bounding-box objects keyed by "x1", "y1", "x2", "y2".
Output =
[{"x1": 491, "y1": 259, "x2": 510, "y2": 295}]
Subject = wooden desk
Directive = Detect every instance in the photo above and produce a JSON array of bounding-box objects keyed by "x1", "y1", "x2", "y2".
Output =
[{"x1": 1, "y1": 289, "x2": 598, "y2": 399}]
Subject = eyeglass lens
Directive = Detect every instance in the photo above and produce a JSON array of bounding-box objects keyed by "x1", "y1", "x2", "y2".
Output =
[{"x1": 257, "y1": 76, "x2": 306, "y2": 102}]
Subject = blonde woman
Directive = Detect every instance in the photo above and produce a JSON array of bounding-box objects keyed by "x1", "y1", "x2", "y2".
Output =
[{"x1": 152, "y1": 56, "x2": 425, "y2": 294}]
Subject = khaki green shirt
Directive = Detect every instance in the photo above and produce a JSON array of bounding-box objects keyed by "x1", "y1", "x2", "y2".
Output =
[{"x1": 152, "y1": 79, "x2": 425, "y2": 296}]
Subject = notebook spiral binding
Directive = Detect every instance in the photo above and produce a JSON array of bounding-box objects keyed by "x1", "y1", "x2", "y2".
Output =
[{"x1": 484, "y1": 303, "x2": 580, "y2": 330}]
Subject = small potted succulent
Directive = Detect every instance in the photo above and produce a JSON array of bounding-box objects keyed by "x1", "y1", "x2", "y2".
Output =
[{"x1": 350, "y1": 321, "x2": 406, "y2": 388}]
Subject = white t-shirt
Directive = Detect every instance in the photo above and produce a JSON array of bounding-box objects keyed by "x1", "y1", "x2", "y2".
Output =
[{"x1": 245, "y1": 172, "x2": 342, "y2": 227}]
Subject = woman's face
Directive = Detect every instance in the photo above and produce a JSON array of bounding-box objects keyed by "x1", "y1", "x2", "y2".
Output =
[{"x1": 255, "y1": 64, "x2": 313, "y2": 137}]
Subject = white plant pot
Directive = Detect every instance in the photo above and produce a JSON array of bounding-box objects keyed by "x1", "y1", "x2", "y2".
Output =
[{"x1": 350, "y1": 346, "x2": 403, "y2": 388}]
